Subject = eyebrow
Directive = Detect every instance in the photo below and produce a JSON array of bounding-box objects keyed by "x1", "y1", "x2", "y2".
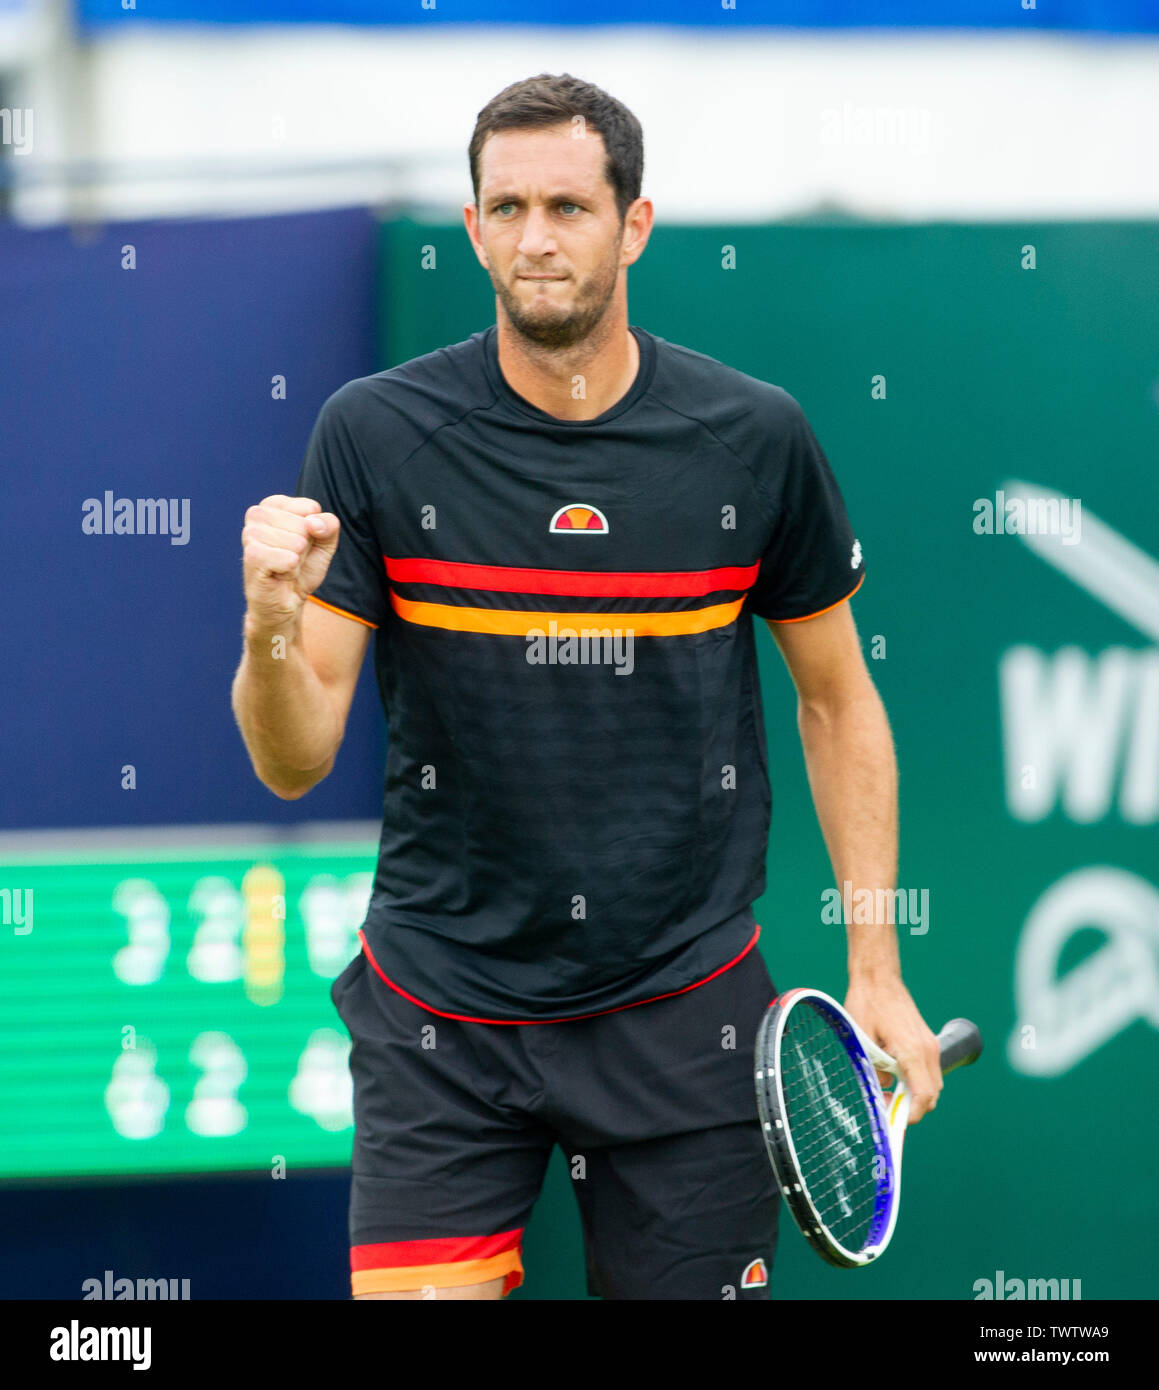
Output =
[{"x1": 483, "y1": 191, "x2": 591, "y2": 208}]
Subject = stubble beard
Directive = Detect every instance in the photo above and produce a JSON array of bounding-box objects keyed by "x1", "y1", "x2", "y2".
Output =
[{"x1": 492, "y1": 241, "x2": 622, "y2": 351}]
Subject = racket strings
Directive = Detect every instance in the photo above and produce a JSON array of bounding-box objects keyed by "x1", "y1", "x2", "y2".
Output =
[{"x1": 780, "y1": 1007, "x2": 885, "y2": 1248}]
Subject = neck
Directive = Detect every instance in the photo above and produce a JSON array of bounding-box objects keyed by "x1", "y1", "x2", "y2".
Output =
[{"x1": 495, "y1": 309, "x2": 639, "y2": 421}]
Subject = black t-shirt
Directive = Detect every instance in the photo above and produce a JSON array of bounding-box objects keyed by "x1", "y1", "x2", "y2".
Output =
[{"x1": 294, "y1": 324, "x2": 865, "y2": 1022}]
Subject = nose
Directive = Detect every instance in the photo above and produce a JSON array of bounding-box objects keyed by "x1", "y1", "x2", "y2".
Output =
[{"x1": 516, "y1": 205, "x2": 557, "y2": 259}]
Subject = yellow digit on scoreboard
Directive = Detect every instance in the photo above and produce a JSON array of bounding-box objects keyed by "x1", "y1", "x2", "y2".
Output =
[{"x1": 242, "y1": 863, "x2": 286, "y2": 1007}]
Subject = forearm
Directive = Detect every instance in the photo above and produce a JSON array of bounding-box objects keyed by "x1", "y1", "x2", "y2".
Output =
[
  {"x1": 231, "y1": 614, "x2": 341, "y2": 799},
  {"x1": 797, "y1": 678, "x2": 899, "y2": 982}
]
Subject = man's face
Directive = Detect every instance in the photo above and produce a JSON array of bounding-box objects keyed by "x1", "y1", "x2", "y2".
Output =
[{"x1": 468, "y1": 123, "x2": 629, "y2": 349}]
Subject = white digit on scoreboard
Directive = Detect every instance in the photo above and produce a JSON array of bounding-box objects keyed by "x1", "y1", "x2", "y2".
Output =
[
  {"x1": 111, "y1": 879, "x2": 171, "y2": 986},
  {"x1": 185, "y1": 1031, "x2": 248, "y2": 1137},
  {"x1": 104, "y1": 1039, "x2": 170, "y2": 1139},
  {"x1": 186, "y1": 877, "x2": 245, "y2": 983},
  {"x1": 288, "y1": 1029, "x2": 353, "y2": 1131},
  {"x1": 299, "y1": 872, "x2": 372, "y2": 979}
]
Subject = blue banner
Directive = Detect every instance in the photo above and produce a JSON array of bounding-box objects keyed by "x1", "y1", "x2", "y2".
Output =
[
  {"x1": 0, "y1": 207, "x2": 383, "y2": 830},
  {"x1": 74, "y1": 0, "x2": 1159, "y2": 35}
]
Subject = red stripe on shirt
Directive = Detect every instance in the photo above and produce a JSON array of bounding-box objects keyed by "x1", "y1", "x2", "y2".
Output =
[{"x1": 383, "y1": 556, "x2": 759, "y2": 598}]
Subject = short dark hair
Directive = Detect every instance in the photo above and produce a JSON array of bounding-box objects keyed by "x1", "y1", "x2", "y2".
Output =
[{"x1": 469, "y1": 73, "x2": 644, "y2": 224}]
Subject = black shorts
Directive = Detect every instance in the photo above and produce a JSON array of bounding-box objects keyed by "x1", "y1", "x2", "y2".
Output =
[{"x1": 330, "y1": 940, "x2": 780, "y2": 1300}]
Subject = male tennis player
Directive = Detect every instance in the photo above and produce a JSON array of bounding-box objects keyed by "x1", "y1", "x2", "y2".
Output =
[{"x1": 232, "y1": 73, "x2": 943, "y2": 1300}]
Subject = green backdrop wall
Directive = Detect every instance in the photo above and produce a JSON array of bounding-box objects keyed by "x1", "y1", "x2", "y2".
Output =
[{"x1": 375, "y1": 218, "x2": 1159, "y2": 1300}]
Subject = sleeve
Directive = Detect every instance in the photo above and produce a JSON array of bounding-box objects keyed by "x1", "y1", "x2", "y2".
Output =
[
  {"x1": 293, "y1": 386, "x2": 389, "y2": 629},
  {"x1": 745, "y1": 394, "x2": 866, "y2": 622}
]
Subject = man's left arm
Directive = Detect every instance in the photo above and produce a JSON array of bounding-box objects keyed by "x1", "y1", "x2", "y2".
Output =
[{"x1": 766, "y1": 601, "x2": 943, "y2": 1122}]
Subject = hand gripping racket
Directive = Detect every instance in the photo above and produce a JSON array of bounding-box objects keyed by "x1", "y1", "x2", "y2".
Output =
[{"x1": 754, "y1": 988, "x2": 982, "y2": 1268}]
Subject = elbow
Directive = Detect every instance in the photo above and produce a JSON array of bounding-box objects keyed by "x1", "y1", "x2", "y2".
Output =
[
  {"x1": 264, "y1": 770, "x2": 319, "y2": 801},
  {"x1": 263, "y1": 753, "x2": 336, "y2": 801},
  {"x1": 268, "y1": 779, "x2": 310, "y2": 802}
]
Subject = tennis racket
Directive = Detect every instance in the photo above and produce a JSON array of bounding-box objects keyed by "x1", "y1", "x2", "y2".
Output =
[{"x1": 754, "y1": 987, "x2": 982, "y2": 1268}]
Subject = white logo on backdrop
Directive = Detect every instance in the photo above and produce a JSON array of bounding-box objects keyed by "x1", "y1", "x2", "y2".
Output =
[
  {"x1": 1000, "y1": 481, "x2": 1159, "y2": 1075},
  {"x1": 1007, "y1": 867, "x2": 1159, "y2": 1076}
]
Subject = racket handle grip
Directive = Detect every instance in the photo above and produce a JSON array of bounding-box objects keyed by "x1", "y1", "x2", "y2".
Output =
[{"x1": 937, "y1": 1017, "x2": 983, "y2": 1074}]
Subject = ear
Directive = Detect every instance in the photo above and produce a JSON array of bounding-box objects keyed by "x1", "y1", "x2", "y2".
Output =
[
  {"x1": 463, "y1": 202, "x2": 491, "y2": 270},
  {"x1": 619, "y1": 197, "x2": 654, "y2": 268}
]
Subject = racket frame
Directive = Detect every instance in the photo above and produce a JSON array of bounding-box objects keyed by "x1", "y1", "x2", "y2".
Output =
[{"x1": 754, "y1": 987, "x2": 906, "y2": 1269}]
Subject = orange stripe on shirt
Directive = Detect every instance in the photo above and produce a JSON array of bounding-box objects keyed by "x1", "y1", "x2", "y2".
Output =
[
  {"x1": 766, "y1": 573, "x2": 865, "y2": 624},
  {"x1": 389, "y1": 593, "x2": 745, "y2": 637},
  {"x1": 305, "y1": 593, "x2": 379, "y2": 628}
]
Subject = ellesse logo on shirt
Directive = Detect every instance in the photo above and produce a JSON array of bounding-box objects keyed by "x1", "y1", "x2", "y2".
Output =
[{"x1": 549, "y1": 504, "x2": 609, "y2": 534}]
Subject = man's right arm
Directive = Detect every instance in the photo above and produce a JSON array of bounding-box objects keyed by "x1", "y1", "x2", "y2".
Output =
[{"x1": 231, "y1": 494, "x2": 371, "y2": 800}]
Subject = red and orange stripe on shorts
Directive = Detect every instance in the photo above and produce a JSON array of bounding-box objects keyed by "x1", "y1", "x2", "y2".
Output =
[{"x1": 351, "y1": 1229, "x2": 525, "y2": 1297}]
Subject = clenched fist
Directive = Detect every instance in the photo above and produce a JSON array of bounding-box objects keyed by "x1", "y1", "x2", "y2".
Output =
[{"x1": 241, "y1": 494, "x2": 340, "y2": 636}]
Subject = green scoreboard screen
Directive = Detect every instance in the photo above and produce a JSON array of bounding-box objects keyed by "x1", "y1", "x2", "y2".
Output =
[{"x1": 0, "y1": 827, "x2": 378, "y2": 1181}]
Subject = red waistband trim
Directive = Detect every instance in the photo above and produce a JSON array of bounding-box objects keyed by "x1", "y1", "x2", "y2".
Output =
[{"x1": 356, "y1": 923, "x2": 761, "y2": 1025}]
